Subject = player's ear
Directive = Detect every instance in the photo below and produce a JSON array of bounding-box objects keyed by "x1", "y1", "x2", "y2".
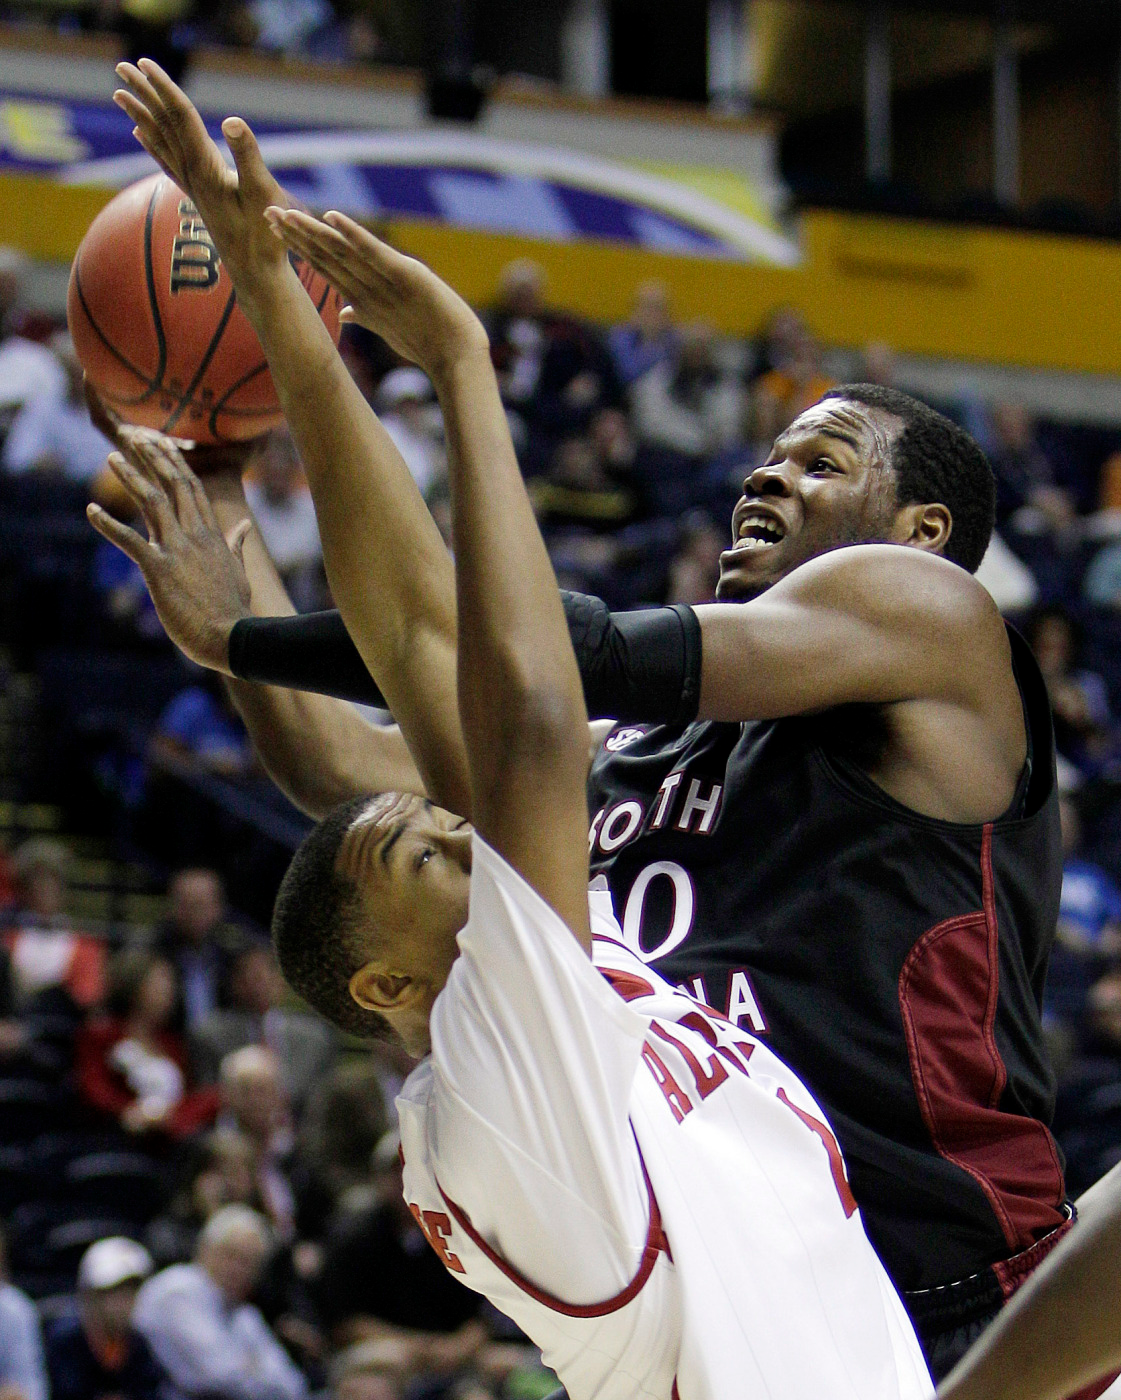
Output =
[
  {"x1": 892, "y1": 501, "x2": 952, "y2": 555},
  {"x1": 348, "y1": 962, "x2": 416, "y2": 1012}
]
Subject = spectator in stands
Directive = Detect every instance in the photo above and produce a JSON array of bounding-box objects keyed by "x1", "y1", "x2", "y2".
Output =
[
  {"x1": 630, "y1": 322, "x2": 744, "y2": 459},
  {"x1": 244, "y1": 431, "x2": 322, "y2": 611},
  {"x1": 1044, "y1": 796, "x2": 1121, "y2": 1055},
  {"x1": 134, "y1": 1205, "x2": 306, "y2": 1400},
  {"x1": 1026, "y1": 606, "x2": 1114, "y2": 776},
  {"x1": 486, "y1": 259, "x2": 619, "y2": 456},
  {"x1": 986, "y1": 401, "x2": 1076, "y2": 534},
  {"x1": 529, "y1": 433, "x2": 639, "y2": 536},
  {"x1": 746, "y1": 305, "x2": 811, "y2": 382},
  {"x1": 375, "y1": 368, "x2": 445, "y2": 498},
  {"x1": 974, "y1": 530, "x2": 1041, "y2": 615},
  {"x1": 3, "y1": 333, "x2": 114, "y2": 482},
  {"x1": 150, "y1": 866, "x2": 247, "y2": 1030},
  {"x1": 43, "y1": 1237, "x2": 165, "y2": 1400},
  {"x1": 0, "y1": 249, "x2": 66, "y2": 425},
  {"x1": 150, "y1": 669, "x2": 255, "y2": 779},
  {"x1": 0, "y1": 1224, "x2": 47, "y2": 1400},
  {"x1": 607, "y1": 279, "x2": 677, "y2": 386},
  {"x1": 191, "y1": 945, "x2": 335, "y2": 1110},
  {"x1": 328, "y1": 1340, "x2": 407, "y2": 1400},
  {"x1": 297, "y1": 1060, "x2": 391, "y2": 1238},
  {"x1": 219, "y1": 1046, "x2": 297, "y2": 1240},
  {"x1": 1082, "y1": 518, "x2": 1121, "y2": 610},
  {"x1": 750, "y1": 322, "x2": 834, "y2": 445},
  {"x1": 76, "y1": 949, "x2": 220, "y2": 1141},
  {"x1": 146, "y1": 1126, "x2": 265, "y2": 1266},
  {"x1": 859, "y1": 340, "x2": 898, "y2": 388},
  {"x1": 3, "y1": 837, "x2": 104, "y2": 1016},
  {"x1": 1086, "y1": 450, "x2": 1121, "y2": 540},
  {"x1": 665, "y1": 511, "x2": 725, "y2": 606},
  {"x1": 485, "y1": 259, "x2": 548, "y2": 410},
  {"x1": 315, "y1": 1130, "x2": 486, "y2": 1365}
]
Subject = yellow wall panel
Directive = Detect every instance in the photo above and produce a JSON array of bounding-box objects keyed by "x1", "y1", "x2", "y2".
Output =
[{"x1": 5, "y1": 169, "x2": 1121, "y2": 378}]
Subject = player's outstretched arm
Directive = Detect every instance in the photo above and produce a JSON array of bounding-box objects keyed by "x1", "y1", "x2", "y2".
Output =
[
  {"x1": 937, "y1": 1160, "x2": 1121, "y2": 1400},
  {"x1": 267, "y1": 208, "x2": 593, "y2": 943},
  {"x1": 112, "y1": 58, "x2": 469, "y2": 817},
  {"x1": 87, "y1": 430, "x2": 427, "y2": 817}
]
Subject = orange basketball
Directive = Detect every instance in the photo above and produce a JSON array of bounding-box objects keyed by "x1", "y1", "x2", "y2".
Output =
[{"x1": 67, "y1": 172, "x2": 343, "y2": 445}]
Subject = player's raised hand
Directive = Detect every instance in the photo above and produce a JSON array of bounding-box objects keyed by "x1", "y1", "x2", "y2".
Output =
[
  {"x1": 87, "y1": 426, "x2": 253, "y2": 672},
  {"x1": 112, "y1": 58, "x2": 289, "y2": 289},
  {"x1": 264, "y1": 206, "x2": 490, "y2": 382}
]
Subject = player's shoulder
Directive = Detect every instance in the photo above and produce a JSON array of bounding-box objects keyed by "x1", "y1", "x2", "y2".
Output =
[
  {"x1": 780, "y1": 544, "x2": 1007, "y2": 658},
  {"x1": 793, "y1": 542, "x2": 991, "y2": 609}
]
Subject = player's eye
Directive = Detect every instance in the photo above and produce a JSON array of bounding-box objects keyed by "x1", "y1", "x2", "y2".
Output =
[
  {"x1": 810, "y1": 457, "x2": 837, "y2": 475},
  {"x1": 414, "y1": 847, "x2": 434, "y2": 872}
]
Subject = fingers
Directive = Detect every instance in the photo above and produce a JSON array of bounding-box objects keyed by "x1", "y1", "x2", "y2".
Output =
[
  {"x1": 114, "y1": 58, "x2": 229, "y2": 195},
  {"x1": 112, "y1": 73, "x2": 182, "y2": 183},
  {"x1": 264, "y1": 208, "x2": 364, "y2": 296},
  {"x1": 86, "y1": 501, "x2": 152, "y2": 565},
  {"x1": 105, "y1": 449, "x2": 175, "y2": 545},
  {"x1": 136, "y1": 58, "x2": 216, "y2": 171},
  {"x1": 120, "y1": 429, "x2": 206, "y2": 534},
  {"x1": 221, "y1": 117, "x2": 283, "y2": 209}
]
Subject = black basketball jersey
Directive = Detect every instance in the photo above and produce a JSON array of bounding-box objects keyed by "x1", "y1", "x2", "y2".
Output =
[{"x1": 587, "y1": 624, "x2": 1066, "y2": 1296}]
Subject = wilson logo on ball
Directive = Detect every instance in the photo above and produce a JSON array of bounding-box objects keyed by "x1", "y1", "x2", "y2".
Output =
[{"x1": 170, "y1": 197, "x2": 220, "y2": 293}]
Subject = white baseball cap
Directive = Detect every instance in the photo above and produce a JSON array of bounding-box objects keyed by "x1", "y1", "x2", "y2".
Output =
[{"x1": 78, "y1": 1237, "x2": 153, "y2": 1291}]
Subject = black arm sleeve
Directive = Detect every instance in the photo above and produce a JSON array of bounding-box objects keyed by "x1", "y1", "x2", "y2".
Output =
[{"x1": 227, "y1": 592, "x2": 702, "y2": 725}]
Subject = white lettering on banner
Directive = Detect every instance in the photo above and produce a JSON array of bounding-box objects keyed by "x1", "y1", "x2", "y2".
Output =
[
  {"x1": 649, "y1": 770, "x2": 683, "y2": 830},
  {"x1": 622, "y1": 861, "x2": 695, "y2": 963},
  {"x1": 727, "y1": 970, "x2": 768, "y2": 1032},
  {"x1": 675, "y1": 778, "x2": 722, "y2": 834},
  {"x1": 598, "y1": 800, "x2": 644, "y2": 853}
]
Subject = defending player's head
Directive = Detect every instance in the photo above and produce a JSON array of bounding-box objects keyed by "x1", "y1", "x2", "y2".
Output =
[
  {"x1": 716, "y1": 383, "x2": 996, "y2": 602},
  {"x1": 272, "y1": 791, "x2": 472, "y2": 1053}
]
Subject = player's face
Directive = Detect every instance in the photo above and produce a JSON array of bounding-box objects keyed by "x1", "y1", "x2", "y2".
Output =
[
  {"x1": 716, "y1": 399, "x2": 905, "y2": 602},
  {"x1": 337, "y1": 792, "x2": 473, "y2": 1052}
]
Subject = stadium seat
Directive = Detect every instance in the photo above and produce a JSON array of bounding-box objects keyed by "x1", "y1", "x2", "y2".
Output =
[
  {"x1": 0, "y1": 1144, "x2": 31, "y2": 1213},
  {"x1": 63, "y1": 1152, "x2": 166, "y2": 1221},
  {"x1": 0, "y1": 1081, "x2": 69, "y2": 1142},
  {"x1": 8, "y1": 1198, "x2": 138, "y2": 1291}
]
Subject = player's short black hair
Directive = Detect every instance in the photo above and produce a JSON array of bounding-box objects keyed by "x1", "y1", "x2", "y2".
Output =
[
  {"x1": 272, "y1": 794, "x2": 391, "y2": 1040},
  {"x1": 822, "y1": 383, "x2": 995, "y2": 573}
]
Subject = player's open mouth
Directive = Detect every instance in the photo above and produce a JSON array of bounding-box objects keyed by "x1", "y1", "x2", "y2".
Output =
[{"x1": 730, "y1": 510, "x2": 786, "y2": 552}]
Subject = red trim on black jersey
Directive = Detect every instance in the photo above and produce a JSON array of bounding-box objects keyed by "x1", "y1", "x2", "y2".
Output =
[
  {"x1": 899, "y1": 823, "x2": 1066, "y2": 1253},
  {"x1": 434, "y1": 1147, "x2": 670, "y2": 1318}
]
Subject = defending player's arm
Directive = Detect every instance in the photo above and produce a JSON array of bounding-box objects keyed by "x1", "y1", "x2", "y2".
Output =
[
  {"x1": 113, "y1": 59, "x2": 470, "y2": 818},
  {"x1": 937, "y1": 1161, "x2": 1121, "y2": 1400},
  {"x1": 264, "y1": 205, "x2": 593, "y2": 942},
  {"x1": 87, "y1": 433, "x2": 427, "y2": 818},
  {"x1": 437, "y1": 277, "x2": 594, "y2": 946}
]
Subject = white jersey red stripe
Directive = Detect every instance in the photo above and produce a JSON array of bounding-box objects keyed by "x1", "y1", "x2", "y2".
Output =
[{"x1": 397, "y1": 837, "x2": 933, "y2": 1400}]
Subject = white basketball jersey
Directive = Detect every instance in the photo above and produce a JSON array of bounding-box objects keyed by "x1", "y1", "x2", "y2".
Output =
[{"x1": 397, "y1": 837, "x2": 932, "y2": 1400}]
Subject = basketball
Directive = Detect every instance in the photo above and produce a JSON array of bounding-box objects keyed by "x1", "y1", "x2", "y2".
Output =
[{"x1": 66, "y1": 172, "x2": 343, "y2": 445}]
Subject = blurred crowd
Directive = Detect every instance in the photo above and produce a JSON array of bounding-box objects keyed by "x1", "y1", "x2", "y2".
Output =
[
  {"x1": 0, "y1": 0, "x2": 419, "y2": 74},
  {"x1": 7, "y1": 239, "x2": 1121, "y2": 1395}
]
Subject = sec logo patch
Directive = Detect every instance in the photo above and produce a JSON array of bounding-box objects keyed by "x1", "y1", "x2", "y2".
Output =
[{"x1": 606, "y1": 727, "x2": 645, "y2": 752}]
